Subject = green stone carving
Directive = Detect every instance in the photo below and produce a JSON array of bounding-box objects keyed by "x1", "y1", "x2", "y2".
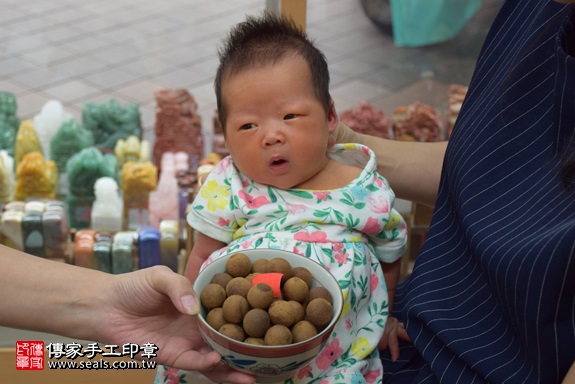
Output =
[
  {"x1": 82, "y1": 98, "x2": 141, "y2": 150},
  {"x1": 50, "y1": 119, "x2": 94, "y2": 173},
  {"x1": 65, "y1": 146, "x2": 118, "y2": 229},
  {"x1": 0, "y1": 92, "x2": 20, "y2": 156}
]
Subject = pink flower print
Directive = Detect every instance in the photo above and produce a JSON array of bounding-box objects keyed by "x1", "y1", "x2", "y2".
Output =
[
  {"x1": 361, "y1": 145, "x2": 370, "y2": 156},
  {"x1": 319, "y1": 380, "x2": 329, "y2": 384},
  {"x1": 369, "y1": 195, "x2": 389, "y2": 214},
  {"x1": 364, "y1": 369, "x2": 382, "y2": 383},
  {"x1": 297, "y1": 365, "x2": 313, "y2": 380},
  {"x1": 217, "y1": 217, "x2": 230, "y2": 226},
  {"x1": 362, "y1": 217, "x2": 381, "y2": 236},
  {"x1": 286, "y1": 203, "x2": 306, "y2": 214},
  {"x1": 163, "y1": 367, "x2": 182, "y2": 383},
  {"x1": 316, "y1": 338, "x2": 343, "y2": 370},
  {"x1": 346, "y1": 318, "x2": 352, "y2": 330},
  {"x1": 294, "y1": 230, "x2": 328, "y2": 243},
  {"x1": 335, "y1": 252, "x2": 348, "y2": 265},
  {"x1": 374, "y1": 175, "x2": 384, "y2": 187},
  {"x1": 370, "y1": 270, "x2": 380, "y2": 293},
  {"x1": 241, "y1": 178, "x2": 249, "y2": 188},
  {"x1": 292, "y1": 246, "x2": 303, "y2": 256},
  {"x1": 238, "y1": 190, "x2": 270, "y2": 209},
  {"x1": 333, "y1": 244, "x2": 348, "y2": 265},
  {"x1": 213, "y1": 157, "x2": 230, "y2": 174},
  {"x1": 313, "y1": 191, "x2": 330, "y2": 201},
  {"x1": 241, "y1": 237, "x2": 256, "y2": 249}
]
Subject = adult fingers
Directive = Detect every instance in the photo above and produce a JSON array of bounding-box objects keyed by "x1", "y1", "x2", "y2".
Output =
[{"x1": 147, "y1": 265, "x2": 200, "y2": 315}]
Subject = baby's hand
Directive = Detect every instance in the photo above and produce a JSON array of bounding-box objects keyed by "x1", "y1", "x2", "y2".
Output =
[{"x1": 378, "y1": 316, "x2": 410, "y2": 362}]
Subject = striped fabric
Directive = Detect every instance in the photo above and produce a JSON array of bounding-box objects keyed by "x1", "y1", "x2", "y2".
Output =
[{"x1": 381, "y1": 1, "x2": 575, "y2": 383}]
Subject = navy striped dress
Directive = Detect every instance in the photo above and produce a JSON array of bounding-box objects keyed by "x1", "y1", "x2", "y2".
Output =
[{"x1": 381, "y1": 1, "x2": 575, "y2": 383}]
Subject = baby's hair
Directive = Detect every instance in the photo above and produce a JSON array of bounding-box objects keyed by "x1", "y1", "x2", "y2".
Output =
[{"x1": 214, "y1": 12, "x2": 331, "y2": 130}]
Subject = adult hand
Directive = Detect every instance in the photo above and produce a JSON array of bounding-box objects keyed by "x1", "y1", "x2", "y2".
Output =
[
  {"x1": 332, "y1": 121, "x2": 360, "y2": 145},
  {"x1": 99, "y1": 265, "x2": 255, "y2": 383}
]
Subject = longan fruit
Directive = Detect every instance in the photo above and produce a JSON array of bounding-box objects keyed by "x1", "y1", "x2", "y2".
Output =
[
  {"x1": 222, "y1": 295, "x2": 249, "y2": 324},
  {"x1": 251, "y1": 258, "x2": 269, "y2": 273},
  {"x1": 200, "y1": 283, "x2": 226, "y2": 309},
  {"x1": 245, "y1": 272, "x2": 261, "y2": 283},
  {"x1": 206, "y1": 307, "x2": 226, "y2": 331},
  {"x1": 247, "y1": 283, "x2": 275, "y2": 309},
  {"x1": 210, "y1": 272, "x2": 233, "y2": 288},
  {"x1": 264, "y1": 325, "x2": 292, "y2": 346},
  {"x1": 226, "y1": 253, "x2": 252, "y2": 277},
  {"x1": 219, "y1": 323, "x2": 245, "y2": 342},
  {"x1": 292, "y1": 266, "x2": 313, "y2": 288},
  {"x1": 288, "y1": 300, "x2": 305, "y2": 324},
  {"x1": 266, "y1": 258, "x2": 293, "y2": 284},
  {"x1": 225, "y1": 277, "x2": 252, "y2": 297},
  {"x1": 244, "y1": 337, "x2": 265, "y2": 345},
  {"x1": 283, "y1": 277, "x2": 309, "y2": 303},
  {"x1": 243, "y1": 308, "x2": 271, "y2": 338},
  {"x1": 308, "y1": 286, "x2": 333, "y2": 304},
  {"x1": 305, "y1": 298, "x2": 333, "y2": 327},
  {"x1": 268, "y1": 300, "x2": 296, "y2": 327},
  {"x1": 291, "y1": 320, "x2": 318, "y2": 343}
]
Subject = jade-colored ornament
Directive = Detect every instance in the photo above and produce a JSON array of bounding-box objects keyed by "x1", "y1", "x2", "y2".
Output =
[
  {"x1": 50, "y1": 119, "x2": 94, "y2": 173},
  {"x1": 14, "y1": 152, "x2": 58, "y2": 201},
  {"x1": 112, "y1": 231, "x2": 136, "y2": 274},
  {"x1": 65, "y1": 147, "x2": 118, "y2": 229},
  {"x1": 82, "y1": 98, "x2": 141, "y2": 150},
  {"x1": 122, "y1": 161, "x2": 157, "y2": 208},
  {"x1": 22, "y1": 210, "x2": 45, "y2": 258},
  {"x1": 94, "y1": 232, "x2": 113, "y2": 273},
  {"x1": 34, "y1": 100, "x2": 72, "y2": 160},
  {"x1": 115, "y1": 135, "x2": 149, "y2": 166},
  {"x1": 0, "y1": 92, "x2": 20, "y2": 156},
  {"x1": 14, "y1": 120, "x2": 42, "y2": 166},
  {"x1": 0, "y1": 150, "x2": 15, "y2": 204}
]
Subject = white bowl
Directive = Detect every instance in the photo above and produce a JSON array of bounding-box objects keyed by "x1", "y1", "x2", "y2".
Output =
[{"x1": 193, "y1": 248, "x2": 343, "y2": 383}]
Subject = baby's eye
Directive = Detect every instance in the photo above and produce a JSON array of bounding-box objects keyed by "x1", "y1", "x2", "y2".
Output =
[
  {"x1": 240, "y1": 123, "x2": 256, "y2": 130},
  {"x1": 284, "y1": 114, "x2": 296, "y2": 120}
]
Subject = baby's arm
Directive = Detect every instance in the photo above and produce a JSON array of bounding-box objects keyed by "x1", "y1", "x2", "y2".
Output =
[
  {"x1": 184, "y1": 231, "x2": 226, "y2": 284},
  {"x1": 381, "y1": 259, "x2": 400, "y2": 313},
  {"x1": 378, "y1": 259, "x2": 410, "y2": 361}
]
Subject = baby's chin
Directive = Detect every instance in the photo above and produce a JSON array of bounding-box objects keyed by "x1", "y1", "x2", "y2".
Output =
[{"x1": 250, "y1": 176, "x2": 300, "y2": 190}]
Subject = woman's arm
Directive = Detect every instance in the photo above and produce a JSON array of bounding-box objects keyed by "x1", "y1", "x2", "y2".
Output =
[
  {"x1": 1, "y1": 244, "x2": 132, "y2": 338},
  {"x1": 0, "y1": 244, "x2": 257, "y2": 383},
  {"x1": 334, "y1": 122, "x2": 447, "y2": 207}
]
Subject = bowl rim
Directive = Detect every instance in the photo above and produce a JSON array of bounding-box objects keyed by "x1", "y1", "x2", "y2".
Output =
[{"x1": 193, "y1": 248, "x2": 343, "y2": 358}]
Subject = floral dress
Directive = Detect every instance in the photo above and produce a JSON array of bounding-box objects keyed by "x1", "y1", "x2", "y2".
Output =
[{"x1": 155, "y1": 143, "x2": 407, "y2": 384}]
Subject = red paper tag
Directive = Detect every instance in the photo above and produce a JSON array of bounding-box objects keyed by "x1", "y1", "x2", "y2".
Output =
[{"x1": 252, "y1": 273, "x2": 283, "y2": 297}]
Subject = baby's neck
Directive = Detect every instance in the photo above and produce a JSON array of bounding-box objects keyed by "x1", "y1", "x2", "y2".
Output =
[{"x1": 293, "y1": 158, "x2": 361, "y2": 191}]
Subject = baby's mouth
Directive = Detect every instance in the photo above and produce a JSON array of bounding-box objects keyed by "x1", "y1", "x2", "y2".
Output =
[
  {"x1": 271, "y1": 159, "x2": 287, "y2": 166},
  {"x1": 269, "y1": 157, "x2": 289, "y2": 171}
]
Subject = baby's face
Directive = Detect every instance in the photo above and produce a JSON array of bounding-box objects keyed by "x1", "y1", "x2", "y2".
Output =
[{"x1": 221, "y1": 55, "x2": 338, "y2": 189}]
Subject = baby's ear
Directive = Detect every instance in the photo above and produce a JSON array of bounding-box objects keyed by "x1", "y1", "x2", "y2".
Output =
[{"x1": 327, "y1": 101, "x2": 338, "y2": 147}]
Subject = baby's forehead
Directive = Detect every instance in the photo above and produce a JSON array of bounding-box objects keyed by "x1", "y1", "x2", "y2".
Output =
[{"x1": 224, "y1": 51, "x2": 309, "y2": 76}]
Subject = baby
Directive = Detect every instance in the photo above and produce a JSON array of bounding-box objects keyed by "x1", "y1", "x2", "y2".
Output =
[{"x1": 156, "y1": 12, "x2": 407, "y2": 384}]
